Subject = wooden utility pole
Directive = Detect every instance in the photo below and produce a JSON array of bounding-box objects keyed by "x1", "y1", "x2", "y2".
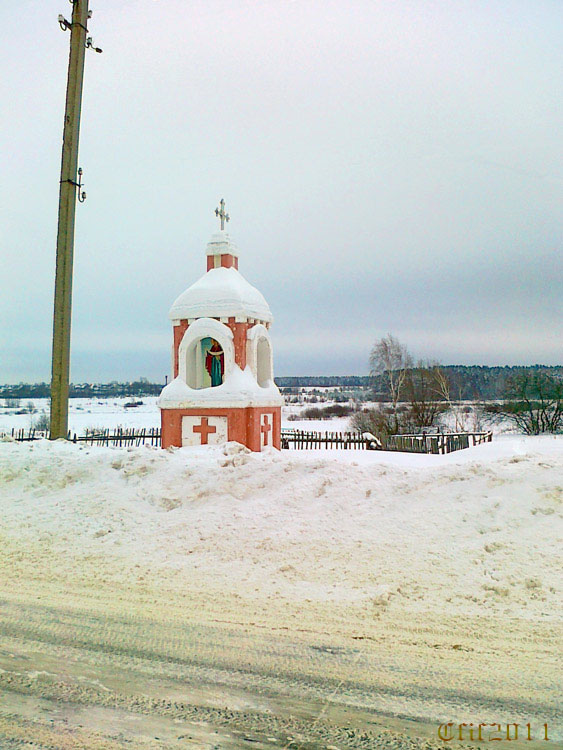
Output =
[{"x1": 50, "y1": 0, "x2": 91, "y2": 439}]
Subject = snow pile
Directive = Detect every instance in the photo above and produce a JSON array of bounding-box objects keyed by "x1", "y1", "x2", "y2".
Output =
[{"x1": 0, "y1": 437, "x2": 561, "y2": 622}]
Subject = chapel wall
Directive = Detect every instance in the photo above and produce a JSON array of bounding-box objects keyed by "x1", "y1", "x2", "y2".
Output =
[
  {"x1": 226, "y1": 319, "x2": 250, "y2": 369},
  {"x1": 206, "y1": 253, "x2": 239, "y2": 271},
  {"x1": 173, "y1": 320, "x2": 189, "y2": 378}
]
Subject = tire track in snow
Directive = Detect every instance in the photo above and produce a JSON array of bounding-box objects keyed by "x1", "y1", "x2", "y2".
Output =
[{"x1": 0, "y1": 596, "x2": 560, "y2": 749}]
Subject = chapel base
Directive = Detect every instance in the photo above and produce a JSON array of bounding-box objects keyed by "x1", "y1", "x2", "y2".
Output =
[{"x1": 161, "y1": 406, "x2": 281, "y2": 452}]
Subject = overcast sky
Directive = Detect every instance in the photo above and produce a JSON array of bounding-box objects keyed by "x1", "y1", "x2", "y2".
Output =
[{"x1": 1, "y1": 0, "x2": 561, "y2": 383}]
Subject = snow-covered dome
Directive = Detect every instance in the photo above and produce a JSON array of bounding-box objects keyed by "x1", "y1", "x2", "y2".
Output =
[{"x1": 169, "y1": 266, "x2": 273, "y2": 323}]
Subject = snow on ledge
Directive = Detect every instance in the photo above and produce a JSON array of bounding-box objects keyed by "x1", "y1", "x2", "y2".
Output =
[
  {"x1": 157, "y1": 366, "x2": 283, "y2": 409},
  {"x1": 205, "y1": 230, "x2": 239, "y2": 257}
]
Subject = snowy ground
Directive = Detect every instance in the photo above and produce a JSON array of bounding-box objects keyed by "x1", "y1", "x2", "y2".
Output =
[
  {"x1": 0, "y1": 396, "x2": 162, "y2": 433},
  {"x1": 0, "y1": 436, "x2": 561, "y2": 747}
]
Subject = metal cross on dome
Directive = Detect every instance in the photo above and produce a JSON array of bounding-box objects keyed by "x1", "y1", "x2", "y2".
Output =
[{"x1": 215, "y1": 198, "x2": 230, "y2": 230}]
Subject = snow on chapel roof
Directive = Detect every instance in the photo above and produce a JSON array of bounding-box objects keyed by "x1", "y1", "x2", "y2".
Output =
[
  {"x1": 168, "y1": 231, "x2": 273, "y2": 322},
  {"x1": 205, "y1": 230, "x2": 239, "y2": 258}
]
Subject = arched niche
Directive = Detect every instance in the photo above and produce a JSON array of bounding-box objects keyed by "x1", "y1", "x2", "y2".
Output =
[
  {"x1": 247, "y1": 324, "x2": 274, "y2": 387},
  {"x1": 178, "y1": 318, "x2": 234, "y2": 389}
]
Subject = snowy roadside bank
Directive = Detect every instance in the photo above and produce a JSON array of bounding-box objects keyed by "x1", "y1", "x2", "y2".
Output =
[{"x1": 1, "y1": 436, "x2": 561, "y2": 621}]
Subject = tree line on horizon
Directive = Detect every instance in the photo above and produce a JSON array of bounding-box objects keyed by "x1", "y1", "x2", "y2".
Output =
[{"x1": 1, "y1": 363, "x2": 562, "y2": 402}]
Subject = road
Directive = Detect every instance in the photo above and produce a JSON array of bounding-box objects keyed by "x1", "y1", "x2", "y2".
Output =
[{"x1": 0, "y1": 577, "x2": 560, "y2": 750}]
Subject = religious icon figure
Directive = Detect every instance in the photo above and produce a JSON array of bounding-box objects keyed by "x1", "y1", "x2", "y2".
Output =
[{"x1": 205, "y1": 339, "x2": 224, "y2": 387}]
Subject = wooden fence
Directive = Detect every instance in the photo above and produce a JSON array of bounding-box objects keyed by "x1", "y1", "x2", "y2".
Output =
[
  {"x1": 3, "y1": 427, "x2": 161, "y2": 447},
  {"x1": 4, "y1": 427, "x2": 492, "y2": 455},
  {"x1": 381, "y1": 431, "x2": 492, "y2": 454},
  {"x1": 80, "y1": 427, "x2": 161, "y2": 447},
  {"x1": 281, "y1": 430, "x2": 375, "y2": 450},
  {"x1": 281, "y1": 429, "x2": 492, "y2": 454}
]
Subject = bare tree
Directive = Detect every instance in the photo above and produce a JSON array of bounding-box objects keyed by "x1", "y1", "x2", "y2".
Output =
[
  {"x1": 351, "y1": 404, "x2": 400, "y2": 437},
  {"x1": 369, "y1": 335, "x2": 412, "y2": 432},
  {"x1": 488, "y1": 371, "x2": 563, "y2": 434},
  {"x1": 32, "y1": 412, "x2": 50, "y2": 432},
  {"x1": 470, "y1": 401, "x2": 486, "y2": 432},
  {"x1": 433, "y1": 367, "x2": 467, "y2": 431},
  {"x1": 404, "y1": 361, "x2": 447, "y2": 430},
  {"x1": 352, "y1": 361, "x2": 446, "y2": 436},
  {"x1": 433, "y1": 368, "x2": 488, "y2": 432}
]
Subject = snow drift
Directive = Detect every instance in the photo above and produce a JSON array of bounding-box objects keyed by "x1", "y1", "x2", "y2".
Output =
[{"x1": 1, "y1": 436, "x2": 561, "y2": 624}]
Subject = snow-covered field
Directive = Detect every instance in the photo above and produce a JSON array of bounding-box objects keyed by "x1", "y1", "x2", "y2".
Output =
[
  {"x1": 0, "y1": 435, "x2": 561, "y2": 747},
  {"x1": 0, "y1": 397, "x2": 162, "y2": 433}
]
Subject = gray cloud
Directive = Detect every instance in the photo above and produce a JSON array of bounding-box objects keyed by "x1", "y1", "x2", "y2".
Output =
[{"x1": 1, "y1": 0, "x2": 561, "y2": 382}]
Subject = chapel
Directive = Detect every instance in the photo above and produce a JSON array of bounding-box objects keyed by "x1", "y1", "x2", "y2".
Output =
[{"x1": 157, "y1": 201, "x2": 283, "y2": 451}]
